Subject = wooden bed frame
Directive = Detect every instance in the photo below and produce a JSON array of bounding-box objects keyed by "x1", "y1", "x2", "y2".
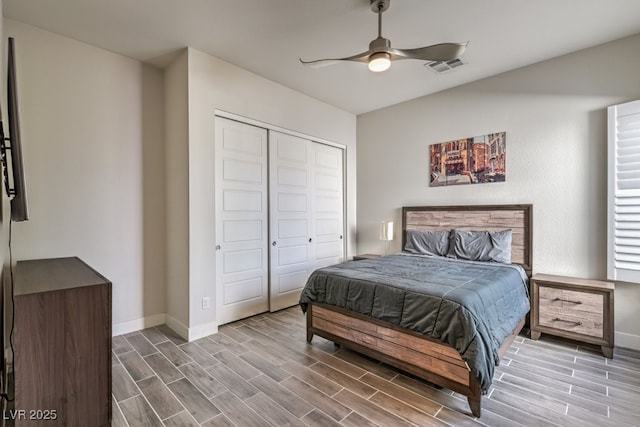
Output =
[{"x1": 305, "y1": 204, "x2": 533, "y2": 418}]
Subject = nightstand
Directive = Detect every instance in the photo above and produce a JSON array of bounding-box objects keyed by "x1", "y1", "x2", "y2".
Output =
[
  {"x1": 530, "y1": 274, "x2": 614, "y2": 358},
  {"x1": 353, "y1": 254, "x2": 381, "y2": 261}
]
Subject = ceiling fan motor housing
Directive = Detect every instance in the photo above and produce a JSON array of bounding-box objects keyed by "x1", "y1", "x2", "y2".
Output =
[{"x1": 369, "y1": 36, "x2": 391, "y2": 53}]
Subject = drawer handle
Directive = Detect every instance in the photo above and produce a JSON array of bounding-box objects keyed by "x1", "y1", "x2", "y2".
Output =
[
  {"x1": 552, "y1": 297, "x2": 582, "y2": 305},
  {"x1": 552, "y1": 317, "x2": 582, "y2": 326}
]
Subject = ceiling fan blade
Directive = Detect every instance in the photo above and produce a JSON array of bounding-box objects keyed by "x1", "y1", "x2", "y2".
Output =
[
  {"x1": 299, "y1": 49, "x2": 372, "y2": 68},
  {"x1": 392, "y1": 42, "x2": 468, "y2": 62}
]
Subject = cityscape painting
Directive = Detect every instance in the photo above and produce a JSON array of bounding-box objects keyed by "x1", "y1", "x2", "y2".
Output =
[{"x1": 429, "y1": 131, "x2": 506, "y2": 187}]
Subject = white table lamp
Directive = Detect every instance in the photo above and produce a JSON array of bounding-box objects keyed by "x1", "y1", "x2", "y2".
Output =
[{"x1": 379, "y1": 220, "x2": 394, "y2": 255}]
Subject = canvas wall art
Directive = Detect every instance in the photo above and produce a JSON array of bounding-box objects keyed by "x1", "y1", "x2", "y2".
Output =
[{"x1": 429, "y1": 131, "x2": 506, "y2": 186}]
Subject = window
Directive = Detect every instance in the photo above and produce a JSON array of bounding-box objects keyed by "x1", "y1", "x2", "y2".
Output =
[{"x1": 608, "y1": 99, "x2": 640, "y2": 283}]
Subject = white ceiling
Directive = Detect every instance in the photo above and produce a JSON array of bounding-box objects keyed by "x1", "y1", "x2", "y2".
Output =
[{"x1": 4, "y1": 0, "x2": 640, "y2": 114}]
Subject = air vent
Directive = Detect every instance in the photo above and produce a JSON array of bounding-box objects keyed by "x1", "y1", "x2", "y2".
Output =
[{"x1": 425, "y1": 58, "x2": 464, "y2": 73}]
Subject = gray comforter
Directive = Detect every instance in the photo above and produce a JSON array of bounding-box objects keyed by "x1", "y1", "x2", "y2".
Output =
[{"x1": 299, "y1": 253, "x2": 530, "y2": 393}]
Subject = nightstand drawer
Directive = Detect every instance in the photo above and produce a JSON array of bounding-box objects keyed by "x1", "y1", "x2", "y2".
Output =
[
  {"x1": 538, "y1": 286, "x2": 603, "y2": 316},
  {"x1": 538, "y1": 312, "x2": 604, "y2": 338}
]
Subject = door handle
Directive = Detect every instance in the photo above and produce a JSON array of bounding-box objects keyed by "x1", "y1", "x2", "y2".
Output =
[
  {"x1": 215, "y1": 245, "x2": 221, "y2": 250},
  {"x1": 272, "y1": 241, "x2": 277, "y2": 246},
  {"x1": 309, "y1": 238, "x2": 312, "y2": 243}
]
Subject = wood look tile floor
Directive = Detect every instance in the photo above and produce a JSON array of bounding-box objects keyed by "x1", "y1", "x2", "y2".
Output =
[{"x1": 112, "y1": 308, "x2": 640, "y2": 427}]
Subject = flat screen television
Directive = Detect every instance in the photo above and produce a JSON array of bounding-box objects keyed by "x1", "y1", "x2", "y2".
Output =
[{"x1": 0, "y1": 37, "x2": 28, "y2": 222}]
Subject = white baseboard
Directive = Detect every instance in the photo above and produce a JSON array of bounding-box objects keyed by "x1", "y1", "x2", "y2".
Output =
[
  {"x1": 165, "y1": 314, "x2": 189, "y2": 340},
  {"x1": 187, "y1": 320, "x2": 219, "y2": 341},
  {"x1": 615, "y1": 331, "x2": 640, "y2": 351},
  {"x1": 113, "y1": 313, "x2": 218, "y2": 341},
  {"x1": 165, "y1": 314, "x2": 218, "y2": 341},
  {"x1": 112, "y1": 313, "x2": 166, "y2": 336}
]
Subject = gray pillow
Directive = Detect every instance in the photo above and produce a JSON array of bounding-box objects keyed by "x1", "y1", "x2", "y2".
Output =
[
  {"x1": 404, "y1": 229, "x2": 450, "y2": 257},
  {"x1": 449, "y1": 229, "x2": 512, "y2": 264}
]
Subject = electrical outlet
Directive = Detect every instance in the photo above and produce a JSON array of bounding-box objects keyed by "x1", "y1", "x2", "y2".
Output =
[{"x1": 202, "y1": 296, "x2": 210, "y2": 310}]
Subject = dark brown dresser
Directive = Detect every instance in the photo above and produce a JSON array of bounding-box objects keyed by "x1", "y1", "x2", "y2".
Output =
[{"x1": 12, "y1": 257, "x2": 111, "y2": 426}]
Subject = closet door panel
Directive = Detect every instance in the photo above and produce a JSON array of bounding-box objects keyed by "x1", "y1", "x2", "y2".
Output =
[
  {"x1": 215, "y1": 117, "x2": 269, "y2": 325},
  {"x1": 313, "y1": 143, "x2": 345, "y2": 269},
  {"x1": 269, "y1": 131, "x2": 315, "y2": 311}
]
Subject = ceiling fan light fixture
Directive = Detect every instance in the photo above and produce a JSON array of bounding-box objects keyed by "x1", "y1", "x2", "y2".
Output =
[{"x1": 368, "y1": 52, "x2": 391, "y2": 72}]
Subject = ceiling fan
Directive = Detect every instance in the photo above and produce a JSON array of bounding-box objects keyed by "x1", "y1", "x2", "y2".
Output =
[{"x1": 300, "y1": 0, "x2": 468, "y2": 72}]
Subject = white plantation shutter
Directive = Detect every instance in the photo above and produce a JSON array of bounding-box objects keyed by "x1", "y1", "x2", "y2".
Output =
[{"x1": 608, "y1": 99, "x2": 640, "y2": 283}]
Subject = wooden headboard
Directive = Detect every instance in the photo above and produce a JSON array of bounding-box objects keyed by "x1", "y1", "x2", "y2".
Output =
[{"x1": 402, "y1": 204, "x2": 533, "y2": 276}]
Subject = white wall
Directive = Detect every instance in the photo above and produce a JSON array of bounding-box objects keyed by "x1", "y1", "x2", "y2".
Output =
[
  {"x1": 3, "y1": 20, "x2": 167, "y2": 334},
  {"x1": 175, "y1": 47, "x2": 357, "y2": 338},
  {"x1": 357, "y1": 33, "x2": 640, "y2": 350},
  {"x1": 164, "y1": 50, "x2": 190, "y2": 334}
]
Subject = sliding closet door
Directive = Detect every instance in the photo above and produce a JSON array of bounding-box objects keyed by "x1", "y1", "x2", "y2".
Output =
[
  {"x1": 214, "y1": 117, "x2": 269, "y2": 325},
  {"x1": 269, "y1": 131, "x2": 315, "y2": 311},
  {"x1": 313, "y1": 143, "x2": 345, "y2": 269}
]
